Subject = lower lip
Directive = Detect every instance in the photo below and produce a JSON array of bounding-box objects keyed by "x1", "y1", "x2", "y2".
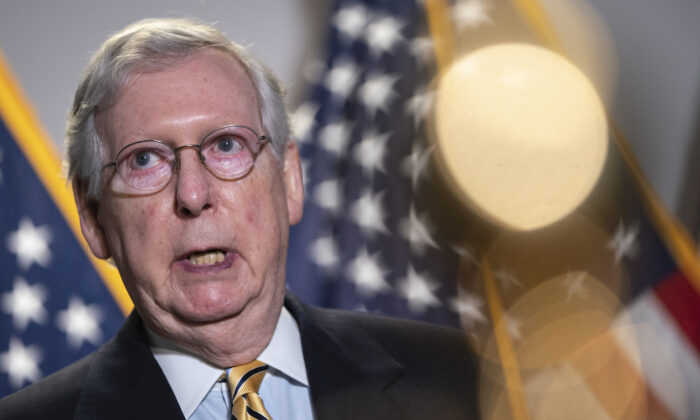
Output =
[{"x1": 176, "y1": 252, "x2": 237, "y2": 273}]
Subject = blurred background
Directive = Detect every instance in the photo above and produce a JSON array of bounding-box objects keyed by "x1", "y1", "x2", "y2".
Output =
[
  {"x1": 1, "y1": 0, "x2": 698, "y2": 419},
  {"x1": 0, "y1": 0, "x2": 697, "y2": 229}
]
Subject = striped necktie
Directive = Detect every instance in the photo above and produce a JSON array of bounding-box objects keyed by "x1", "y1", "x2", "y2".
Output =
[{"x1": 226, "y1": 360, "x2": 272, "y2": 420}]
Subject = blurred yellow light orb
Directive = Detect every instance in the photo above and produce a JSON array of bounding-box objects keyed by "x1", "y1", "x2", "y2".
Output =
[{"x1": 435, "y1": 43, "x2": 608, "y2": 230}]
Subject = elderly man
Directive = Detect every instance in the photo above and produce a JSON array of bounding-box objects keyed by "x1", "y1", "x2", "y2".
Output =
[{"x1": 0, "y1": 18, "x2": 478, "y2": 419}]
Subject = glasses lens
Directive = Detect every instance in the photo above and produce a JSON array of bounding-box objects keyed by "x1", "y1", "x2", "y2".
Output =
[
  {"x1": 200, "y1": 126, "x2": 258, "y2": 179},
  {"x1": 115, "y1": 141, "x2": 174, "y2": 192}
]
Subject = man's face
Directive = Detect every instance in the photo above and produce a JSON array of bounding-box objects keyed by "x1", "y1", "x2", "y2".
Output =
[{"x1": 77, "y1": 49, "x2": 303, "y2": 364}]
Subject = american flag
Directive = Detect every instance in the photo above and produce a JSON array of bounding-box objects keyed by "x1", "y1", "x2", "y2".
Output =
[
  {"x1": 0, "y1": 51, "x2": 124, "y2": 397},
  {"x1": 286, "y1": 0, "x2": 700, "y2": 418},
  {"x1": 286, "y1": 0, "x2": 470, "y2": 327}
]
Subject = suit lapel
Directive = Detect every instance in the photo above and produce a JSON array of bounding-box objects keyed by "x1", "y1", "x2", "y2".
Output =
[
  {"x1": 72, "y1": 295, "x2": 417, "y2": 419},
  {"x1": 285, "y1": 294, "x2": 407, "y2": 420},
  {"x1": 74, "y1": 312, "x2": 184, "y2": 420}
]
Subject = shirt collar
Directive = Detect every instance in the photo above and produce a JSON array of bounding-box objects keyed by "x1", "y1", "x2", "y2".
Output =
[
  {"x1": 258, "y1": 306, "x2": 308, "y2": 385},
  {"x1": 148, "y1": 306, "x2": 308, "y2": 418}
]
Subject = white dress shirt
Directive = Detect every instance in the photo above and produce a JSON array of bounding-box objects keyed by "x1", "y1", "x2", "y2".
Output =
[{"x1": 148, "y1": 307, "x2": 314, "y2": 419}]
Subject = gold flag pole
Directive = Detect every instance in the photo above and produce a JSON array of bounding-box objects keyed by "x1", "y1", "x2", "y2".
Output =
[
  {"x1": 509, "y1": 0, "x2": 564, "y2": 54},
  {"x1": 425, "y1": 0, "x2": 456, "y2": 71},
  {"x1": 482, "y1": 256, "x2": 532, "y2": 420},
  {"x1": 424, "y1": 1, "x2": 531, "y2": 419}
]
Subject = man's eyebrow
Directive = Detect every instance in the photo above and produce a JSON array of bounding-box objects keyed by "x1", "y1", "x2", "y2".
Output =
[{"x1": 120, "y1": 131, "x2": 167, "y2": 144}]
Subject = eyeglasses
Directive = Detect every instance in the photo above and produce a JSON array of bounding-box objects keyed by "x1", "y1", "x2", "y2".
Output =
[{"x1": 102, "y1": 125, "x2": 269, "y2": 194}]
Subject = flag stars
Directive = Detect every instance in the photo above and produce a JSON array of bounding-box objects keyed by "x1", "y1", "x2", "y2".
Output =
[
  {"x1": 56, "y1": 297, "x2": 104, "y2": 349},
  {"x1": 449, "y1": 291, "x2": 487, "y2": 329},
  {"x1": 0, "y1": 337, "x2": 42, "y2": 389},
  {"x1": 291, "y1": 102, "x2": 320, "y2": 142},
  {"x1": 400, "y1": 207, "x2": 440, "y2": 255},
  {"x1": 323, "y1": 57, "x2": 360, "y2": 101},
  {"x1": 453, "y1": 0, "x2": 492, "y2": 31},
  {"x1": 319, "y1": 121, "x2": 352, "y2": 156},
  {"x1": 409, "y1": 36, "x2": 434, "y2": 65},
  {"x1": 353, "y1": 130, "x2": 390, "y2": 176},
  {"x1": 348, "y1": 248, "x2": 391, "y2": 297},
  {"x1": 398, "y1": 265, "x2": 441, "y2": 314},
  {"x1": 350, "y1": 189, "x2": 388, "y2": 236},
  {"x1": 358, "y1": 73, "x2": 400, "y2": 116},
  {"x1": 6, "y1": 217, "x2": 53, "y2": 271},
  {"x1": 504, "y1": 314, "x2": 523, "y2": 341},
  {"x1": 334, "y1": 3, "x2": 371, "y2": 41},
  {"x1": 1, "y1": 277, "x2": 47, "y2": 331},
  {"x1": 401, "y1": 142, "x2": 433, "y2": 187},
  {"x1": 313, "y1": 178, "x2": 343, "y2": 214},
  {"x1": 404, "y1": 89, "x2": 435, "y2": 127},
  {"x1": 493, "y1": 268, "x2": 523, "y2": 291},
  {"x1": 564, "y1": 271, "x2": 589, "y2": 302},
  {"x1": 365, "y1": 15, "x2": 405, "y2": 55},
  {"x1": 608, "y1": 220, "x2": 640, "y2": 262},
  {"x1": 451, "y1": 243, "x2": 479, "y2": 266},
  {"x1": 309, "y1": 234, "x2": 340, "y2": 271}
]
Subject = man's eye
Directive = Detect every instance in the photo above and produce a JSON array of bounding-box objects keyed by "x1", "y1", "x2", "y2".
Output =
[
  {"x1": 130, "y1": 150, "x2": 160, "y2": 169},
  {"x1": 215, "y1": 137, "x2": 244, "y2": 154}
]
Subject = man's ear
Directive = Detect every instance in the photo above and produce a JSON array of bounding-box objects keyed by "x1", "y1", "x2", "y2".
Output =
[
  {"x1": 282, "y1": 141, "x2": 304, "y2": 225},
  {"x1": 73, "y1": 179, "x2": 111, "y2": 259}
]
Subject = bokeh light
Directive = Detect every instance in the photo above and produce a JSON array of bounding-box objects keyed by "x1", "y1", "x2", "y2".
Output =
[{"x1": 435, "y1": 43, "x2": 608, "y2": 231}]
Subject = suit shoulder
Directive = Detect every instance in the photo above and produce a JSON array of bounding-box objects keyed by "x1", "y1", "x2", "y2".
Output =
[
  {"x1": 328, "y1": 308, "x2": 466, "y2": 341},
  {"x1": 318, "y1": 308, "x2": 480, "y2": 414},
  {"x1": 288, "y1": 296, "x2": 475, "y2": 365},
  {"x1": 326, "y1": 308, "x2": 476, "y2": 367},
  {"x1": 343, "y1": 309, "x2": 463, "y2": 338},
  {"x1": 287, "y1": 296, "x2": 481, "y2": 418},
  {"x1": 0, "y1": 353, "x2": 93, "y2": 419}
]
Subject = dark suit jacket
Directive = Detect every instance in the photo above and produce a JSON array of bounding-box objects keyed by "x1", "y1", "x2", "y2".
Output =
[{"x1": 0, "y1": 293, "x2": 480, "y2": 419}]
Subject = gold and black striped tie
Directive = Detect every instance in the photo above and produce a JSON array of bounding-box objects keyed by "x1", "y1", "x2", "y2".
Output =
[{"x1": 226, "y1": 360, "x2": 272, "y2": 420}]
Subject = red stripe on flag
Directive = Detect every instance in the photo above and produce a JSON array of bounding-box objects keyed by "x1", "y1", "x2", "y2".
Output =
[{"x1": 654, "y1": 270, "x2": 700, "y2": 359}]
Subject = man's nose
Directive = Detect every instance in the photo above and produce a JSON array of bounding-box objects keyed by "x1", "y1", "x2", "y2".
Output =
[{"x1": 174, "y1": 147, "x2": 212, "y2": 217}]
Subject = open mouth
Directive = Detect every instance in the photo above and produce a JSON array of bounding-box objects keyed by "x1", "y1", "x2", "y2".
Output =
[
  {"x1": 177, "y1": 248, "x2": 236, "y2": 273},
  {"x1": 188, "y1": 249, "x2": 226, "y2": 266}
]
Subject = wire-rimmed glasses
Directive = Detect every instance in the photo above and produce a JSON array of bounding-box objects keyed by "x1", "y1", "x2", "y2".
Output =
[{"x1": 102, "y1": 125, "x2": 269, "y2": 194}]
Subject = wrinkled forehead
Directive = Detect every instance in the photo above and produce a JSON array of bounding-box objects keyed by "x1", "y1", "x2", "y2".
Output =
[{"x1": 96, "y1": 49, "x2": 262, "y2": 156}]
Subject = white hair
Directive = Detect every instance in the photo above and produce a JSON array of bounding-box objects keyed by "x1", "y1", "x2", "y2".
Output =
[{"x1": 65, "y1": 18, "x2": 290, "y2": 200}]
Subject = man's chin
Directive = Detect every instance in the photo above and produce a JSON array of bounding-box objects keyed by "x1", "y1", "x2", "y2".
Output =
[
  {"x1": 173, "y1": 299, "x2": 246, "y2": 325},
  {"x1": 166, "y1": 280, "x2": 253, "y2": 323}
]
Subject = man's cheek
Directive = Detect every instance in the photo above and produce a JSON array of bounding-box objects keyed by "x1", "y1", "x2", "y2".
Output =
[
  {"x1": 147, "y1": 203, "x2": 159, "y2": 218},
  {"x1": 246, "y1": 208, "x2": 257, "y2": 225}
]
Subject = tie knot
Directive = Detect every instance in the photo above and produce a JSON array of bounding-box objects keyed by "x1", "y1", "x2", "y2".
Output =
[{"x1": 226, "y1": 360, "x2": 268, "y2": 401}]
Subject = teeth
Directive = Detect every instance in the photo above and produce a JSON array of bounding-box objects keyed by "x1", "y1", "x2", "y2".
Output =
[{"x1": 188, "y1": 250, "x2": 225, "y2": 266}]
